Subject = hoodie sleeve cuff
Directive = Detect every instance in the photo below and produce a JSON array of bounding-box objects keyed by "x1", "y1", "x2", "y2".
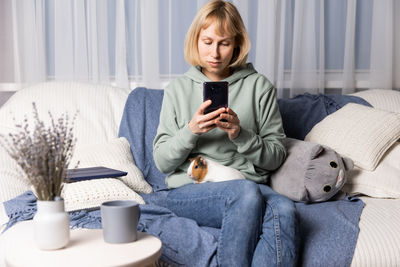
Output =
[
  {"x1": 231, "y1": 127, "x2": 256, "y2": 149},
  {"x1": 176, "y1": 124, "x2": 200, "y2": 150}
]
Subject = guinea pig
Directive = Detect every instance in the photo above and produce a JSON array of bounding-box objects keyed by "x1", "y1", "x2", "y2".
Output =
[{"x1": 187, "y1": 156, "x2": 245, "y2": 183}]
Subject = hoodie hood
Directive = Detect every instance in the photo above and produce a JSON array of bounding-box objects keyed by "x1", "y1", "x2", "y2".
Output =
[{"x1": 184, "y1": 63, "x2": 257, "y2": 85}]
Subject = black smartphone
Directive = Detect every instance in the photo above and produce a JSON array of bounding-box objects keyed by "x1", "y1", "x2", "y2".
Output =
[{"x1": 203, "y1": 81, "x2": 228, "y2": 114}]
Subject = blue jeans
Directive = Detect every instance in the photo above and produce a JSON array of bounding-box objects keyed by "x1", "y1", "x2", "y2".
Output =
[
  {"x1": 252, "y1": 184, "x2": 299, "y2": 267},
  {"x1": 166, "y1": 180, "x2": 264, "y2": 267}
]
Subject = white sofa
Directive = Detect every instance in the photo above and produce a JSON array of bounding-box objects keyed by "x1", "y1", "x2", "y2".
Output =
[{"x1": 1, "y1": 82, "x2": 400, "y2": 266}]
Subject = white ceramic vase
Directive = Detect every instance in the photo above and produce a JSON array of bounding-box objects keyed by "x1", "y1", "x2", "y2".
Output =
[{"x1": 33, "y1": 199, "x2": 70, "y2": 250}]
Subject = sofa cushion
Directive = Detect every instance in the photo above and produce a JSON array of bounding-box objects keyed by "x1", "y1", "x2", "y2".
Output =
[
  {"x1": 62, "y1": 137, "x2": 153, "y2": 212},
  {"x1": 305, "y1": 103, "x2": 400, "y2": 171},
  {"x1": 0, "y1": 145, "x2": 30, "y2": 203},
  {"x1": 343, "y1": 142, "x2": 400, "y2": 198},
  {"x1": 69, "y1": 137, "x2": 153, "y2": 194},
  {"x1": 0, "y1": 81, "x2": 131, "y2": 202},
  {"x1": 350, "y1": 89, "x2": 400, "y2": 113},
  {"x1": 0, "y1": 81, "x2": 130, "y2": 148},
  {"x1": 62, "y1": 178, "x2": 145, "y2": 212}
]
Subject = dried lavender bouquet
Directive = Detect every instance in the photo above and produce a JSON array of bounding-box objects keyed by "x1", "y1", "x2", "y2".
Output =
[{"x1": 0, "y1": 103, "x2": 77, "y2": 201}]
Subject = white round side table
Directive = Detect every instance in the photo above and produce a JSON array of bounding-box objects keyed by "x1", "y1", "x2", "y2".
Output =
[{"x1": 4, "y1": 220, "x2": 162, "y2": 267}]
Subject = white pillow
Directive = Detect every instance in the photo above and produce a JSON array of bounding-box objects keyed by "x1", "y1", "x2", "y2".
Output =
[
  {"x1": 305, "y1": 103, "x2": 400, "y2": 171},
  {"x1": 0, "y1": 81, "x2": 130, "y2": 147},
  {"x1": 0, "y1": 81, "x2": 131, "y2": 203},
  {"x1": 69, "y1": 137, "x2": 152, "y2": 194},
  {"x1": 62, "y1": 179, "x2": 145, "y2": 212},
  {"x1": 0, "y1": 202, "x2": 8, "y2": 231},
  {"x1": 0, "y1": 146, "x2": 30, "y2": 203},
  {"x1": 343, "y1": 142, "x2": 400, "y2": 198},
  {"x1": 350, "y1": 89, "x2": 400, "y2": 113},
  {"x1": 62, "y1": 137, "x2": 153, "y2": 212}
]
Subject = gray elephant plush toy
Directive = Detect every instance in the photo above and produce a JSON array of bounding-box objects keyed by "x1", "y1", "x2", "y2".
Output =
[{"x1": 269, "y1": 138, "x2": 354, "y2": 203}]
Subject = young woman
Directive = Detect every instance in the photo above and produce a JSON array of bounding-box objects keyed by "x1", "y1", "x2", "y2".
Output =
[{"x1": 153, "y1": 1, "x2": 298, "y2": 266}]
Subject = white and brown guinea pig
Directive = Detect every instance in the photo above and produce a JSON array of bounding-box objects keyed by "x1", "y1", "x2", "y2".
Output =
[{"x1": 187, "y1": 156, "x2": 245, "y2": 183}]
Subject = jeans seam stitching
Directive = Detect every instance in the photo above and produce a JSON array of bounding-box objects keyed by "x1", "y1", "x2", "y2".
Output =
[
  {"x1": 167, "y1": 194, "x2": 228, "y2": 202},
  {"x1": 267, "y1": 202, "x2": 282, "y2": 267},
  {"x1": 217, "y1": 197, "x2": 229, "y2": 266}
]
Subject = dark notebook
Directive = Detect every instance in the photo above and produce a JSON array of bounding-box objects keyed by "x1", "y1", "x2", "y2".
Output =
[{"x1": 66, "y1": 166, "x2": 128, "y2": 183}]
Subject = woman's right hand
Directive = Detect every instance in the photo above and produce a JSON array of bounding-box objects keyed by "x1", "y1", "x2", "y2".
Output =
[{"x1": 189, "y1": 100, "x2": 226, "y2": 135}]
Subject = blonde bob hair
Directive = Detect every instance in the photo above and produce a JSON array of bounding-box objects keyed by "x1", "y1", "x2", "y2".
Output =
[{"x1": 184, "y1": 0, "x2": 250, "y2": 68}]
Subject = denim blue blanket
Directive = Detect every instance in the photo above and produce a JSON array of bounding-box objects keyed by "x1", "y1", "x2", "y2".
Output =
[
  {"x1": 3, "y1": 191, "x2": 363, "y2": 267},
  {"x1": 2, "y1": 191, "x2": 219, "y2": 266},
  {"x1": 2, "y1": 88, "x2": 366, "y2": 267}
]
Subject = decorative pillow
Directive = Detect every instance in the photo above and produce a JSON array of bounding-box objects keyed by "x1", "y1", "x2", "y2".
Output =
[
  {"x1": 69, "y1": 137, "x2": 153, "y2": 194},
  {"x1": 305, "y1": 103, "x2": 400, "y2": 171},
  {"x1": 62, "y1": 137, "x2": 152, "y2": 212},
  {"x1": 62, "y1": 179, "x2": 145, "y2": 212},
  {"x1": 0, "y1": 82, "x2": 140, "y2": 206},
  {"x1": 0, "y1": 145, "x2": 30, "y2": 203},
  {"x1": 0, "y1": 81, "x2": 130, "y2": 201},
  {"x1": 350, "y1": 89, "x2": 400, "y2": 113},
  {"x1": 0, "y1": 81, "x2": 130, "y2": 148},
  {"x1": 0, "y1": 202, "x2": 8, "y2": 230},
  {"x1": 342, "y1": 142, "x2": 400, "y2": 198}
]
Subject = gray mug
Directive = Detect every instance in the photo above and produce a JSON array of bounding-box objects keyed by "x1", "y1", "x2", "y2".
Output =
[{"x1": 100, "y1": 200, "x2": 141, "y2": 243}]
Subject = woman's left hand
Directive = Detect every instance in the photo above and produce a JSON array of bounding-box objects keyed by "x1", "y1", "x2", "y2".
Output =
[{"x1": 215, "y1": 108, "x2": 241, "y2": 140}]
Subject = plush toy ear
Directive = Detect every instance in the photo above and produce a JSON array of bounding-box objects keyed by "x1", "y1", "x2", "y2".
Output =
[
  {"x1": 342, "y1": 156, "x2": 354, "y2": 171},
  {"x1": 310, "y1": 145, "x2": 324, "y2": 159}
]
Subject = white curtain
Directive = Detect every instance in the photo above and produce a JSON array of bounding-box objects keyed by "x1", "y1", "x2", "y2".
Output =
[
  {"x1": 0, "y1": 0, "x2": 14, "y2": 83},
  {"x1": 0, "y1": 0, "x2": 399, "y2": 94},
  {"x1": 370, "y1": 0, "x2": 400, "y2": 89},
  {"x1": 10, "y1": 0, "x2": 46, "y2": 83}
]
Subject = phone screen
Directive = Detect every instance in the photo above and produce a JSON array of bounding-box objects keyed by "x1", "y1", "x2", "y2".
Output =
[{"x1": 203, "y1": 81, "x2": 228, "y2": 114}]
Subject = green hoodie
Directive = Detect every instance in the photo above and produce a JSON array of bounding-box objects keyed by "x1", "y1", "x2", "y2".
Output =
[{"x1": 153, "y1": 63, "x2": 286, "y2": 188}]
